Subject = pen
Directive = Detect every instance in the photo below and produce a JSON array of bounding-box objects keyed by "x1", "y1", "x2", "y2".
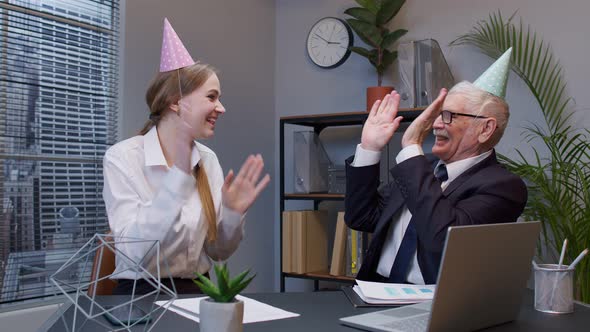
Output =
[
  {"x1": 550, "y1": 240, "x2": 567, "y2": 311},
  {"x1": 568, "y1": 248, "x2": 589, "y2": 270},
  {"x1": 558, "y1": 239, "x2": 568, "y2": 268}
]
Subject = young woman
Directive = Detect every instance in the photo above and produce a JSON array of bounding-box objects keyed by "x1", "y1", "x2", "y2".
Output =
[{"x1": 103, "y1": 19, "x2": 269, "y2": 295}]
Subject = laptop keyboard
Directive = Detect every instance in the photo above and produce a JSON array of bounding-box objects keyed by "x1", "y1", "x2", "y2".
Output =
[{"x1": 379, "y1": 315, "x2": 428, "y2": 332}]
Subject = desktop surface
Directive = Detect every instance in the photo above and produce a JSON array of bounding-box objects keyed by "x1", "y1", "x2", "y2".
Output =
[{"x1": 44, "y1": 290, "x2": 590, "y2": 331}]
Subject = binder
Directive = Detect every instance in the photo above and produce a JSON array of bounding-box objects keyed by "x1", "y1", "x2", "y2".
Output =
[
  {"x1": 284, "y1": 210, "x2": 328, "y2": 274},
  {"x1": 330, "y1": 212, "x2": 347, "y2": 276},
  {"x1": 293, "y1": 211, "x2": 306, "y2": 273},
  {"x1": 282, "y1": 211, "x2": 293, "y2": 273},
  {"x1": 341, "y1": 286, "x2": 402, "y2": 308},
  {"x1": 346, "y1": 228, "x2": 363, "y2": 277},
  {"x1": 305, "y1": 211, "x2": 328, "y2": 272},
  {"x1": 293, "y1": 131, "x2": 330, "y2": 193}
]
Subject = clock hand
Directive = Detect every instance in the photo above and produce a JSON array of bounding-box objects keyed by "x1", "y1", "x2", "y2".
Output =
[
  {"x1": 328, "y1": 25, "x2": 336, "y2": 42},
  {"x1": 314, "y1": 33, "x2": 330, "y2": 43}
]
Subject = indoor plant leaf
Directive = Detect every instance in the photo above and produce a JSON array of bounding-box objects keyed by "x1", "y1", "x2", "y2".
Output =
[
  {"x1": 344, "y1": 0, "x2": 407, "y2": 86},
  {"x1": 228, "y1": 274, "x2": 256, "y2": 299},
  {"x1": 214, "y1": 263, "x2": 230, "y2": 296},
  {"x1": 376, "y1": 0, "x2": 405, "y2": 25},
  {"x1": 228, "y1": 269, "x2": 252, "y2": 290},
  {"x1": 344, "y1": 7, "x2": 376, "y2": 24},
  {"x1": 381, "y1": 29, "x2": 407, "y2": 49},
  {"x1": 368, "y1": 49, "x2": 379, "y2": 66},
  {"x1": 346, "y1": 19, "x2": 382, "y2": 47},
  {"x1": 349, "y1": 46, "x2": 372, "y2": 58},
  {"x1": 193, "y1": 264, "x2": 256, "y2": 303},
  {"x1": 193, "y1": 275, "x2": 223, "y2": 302},
  {"x1": 381, "y1": 49, "x2": 397, "y2": 69},
  {"x1": 355, "y1": 0, "x2": 379, "y2": 14},
  {"x1": 450, "y1": 10, "x2": 590, "y2": 303}
]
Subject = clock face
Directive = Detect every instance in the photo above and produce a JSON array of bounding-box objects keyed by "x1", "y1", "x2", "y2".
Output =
[{"x1": 306, "y1": 17, "x2": 353, "y2": 69}]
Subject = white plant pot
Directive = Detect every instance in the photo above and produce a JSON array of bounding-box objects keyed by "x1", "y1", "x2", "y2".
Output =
[{"x1": 199, "y1": 298, "x2": 244, "y2": 332}]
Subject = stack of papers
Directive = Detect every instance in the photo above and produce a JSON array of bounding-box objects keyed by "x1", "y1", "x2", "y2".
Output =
[
  {"x1": 155, "y1": 295, "x2": 299, "y2": 323},
  {"x1": 354, "y1": 279, "x2": 436, "y2": 304}
]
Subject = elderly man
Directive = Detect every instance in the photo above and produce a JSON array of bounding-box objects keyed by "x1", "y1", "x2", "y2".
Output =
[{"x1": 344, "y1": 48, "x2": 527, "y2": 284}]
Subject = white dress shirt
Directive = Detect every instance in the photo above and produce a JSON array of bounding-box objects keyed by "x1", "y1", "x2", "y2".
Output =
[
  {"x1": 352, "y1": 144, "x2": 492, "y2": 284},
  {"x1": 103, "y1": 126, "x2": 244, "y2": 279}
]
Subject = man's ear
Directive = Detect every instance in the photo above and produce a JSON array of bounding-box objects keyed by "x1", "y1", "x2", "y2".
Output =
[{"x1": 478, "y1": 118, "x2": 497, "y2": 144}]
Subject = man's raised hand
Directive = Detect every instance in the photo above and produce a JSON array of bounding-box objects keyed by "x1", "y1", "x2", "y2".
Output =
[{"x1": 361, "y1": 91, "x2": 404, "y2": 152}]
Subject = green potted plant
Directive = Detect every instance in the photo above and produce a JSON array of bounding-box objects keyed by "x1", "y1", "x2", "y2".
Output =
[
  {"x1": 451, "y1": 11, "x2": 590, "y2": 304},
  {"x1": 193, "y1": 263, "x2": 255, "y2": 332},
  {"x1": 344, "y1": 0, "x2": 408, "y2": 110}
]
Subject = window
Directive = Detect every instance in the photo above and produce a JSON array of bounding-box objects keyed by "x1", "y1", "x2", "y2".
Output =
[{"x1": 0, "y1": 0, "x2": 119, "y2": 304}]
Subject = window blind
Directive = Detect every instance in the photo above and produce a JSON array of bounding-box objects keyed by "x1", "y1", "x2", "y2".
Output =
[{"x1": 0, "y1": 0, "x2": 119, "y2": 304}]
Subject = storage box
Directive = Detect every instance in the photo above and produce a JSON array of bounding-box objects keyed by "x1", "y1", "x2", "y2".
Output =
[
  {"x1": 328, "y1": 165, "x2": 346, "y2": 194},
  {"x1": 294, "y1": 131, "x2": 330, "y2": 193},
  {"x1": 396, "y1": 39, "x2": 455, "y2": 108}
]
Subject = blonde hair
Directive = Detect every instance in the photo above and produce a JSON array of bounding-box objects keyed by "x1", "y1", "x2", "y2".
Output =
[{"x1": 141, "y1": 63, "x2": 218, "y2": 242}]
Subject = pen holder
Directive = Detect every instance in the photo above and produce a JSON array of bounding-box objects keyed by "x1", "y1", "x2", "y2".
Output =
[{"x1": 533, "y1": 263, "x2": 574, "y2": 314}]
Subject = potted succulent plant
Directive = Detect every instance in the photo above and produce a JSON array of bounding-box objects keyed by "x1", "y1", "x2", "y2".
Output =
[
  {"x1": 344, "y1": 0, "x2": 408, "y2": 110},
  {"x1": 193, "y1": 263, "x2": 255, "y2": 332}
]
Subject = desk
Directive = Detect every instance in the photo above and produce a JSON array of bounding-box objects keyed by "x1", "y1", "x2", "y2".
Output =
[{"x1": 45, "y1": 290, "x2": 590, "y2": 331}]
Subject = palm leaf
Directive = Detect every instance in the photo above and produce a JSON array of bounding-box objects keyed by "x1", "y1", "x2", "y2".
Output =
[{"x1": 451, "y1": 11, "x2": 590, "y2": 303}]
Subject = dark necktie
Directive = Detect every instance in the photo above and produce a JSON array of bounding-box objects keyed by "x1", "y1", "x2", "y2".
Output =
[
  {"x1": 388, "y1": 163, "x2": 449, "y2": 282},
  {"x1": 388, "y1": 220, "x2": 417, "y2": 282},
  {"x1": 434, "y1": 163, "x2": 448, "y2": 182}
]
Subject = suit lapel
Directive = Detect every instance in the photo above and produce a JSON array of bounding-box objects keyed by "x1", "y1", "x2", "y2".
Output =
[
  {"x1": 443, "y1": 150, "x2": 498, "y2": 196},
  {"x1": 374, "y1": 185, "x2": 405, "y2": 236}
]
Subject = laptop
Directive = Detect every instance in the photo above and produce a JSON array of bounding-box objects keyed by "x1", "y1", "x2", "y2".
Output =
[{"x1": 340, "y1": 221, "x2": 541, "y2": 332}]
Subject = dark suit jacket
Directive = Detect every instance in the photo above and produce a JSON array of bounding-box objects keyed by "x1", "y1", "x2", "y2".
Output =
[{"x1": 344, "y1": 150, "x2": 527, "y2": 284}]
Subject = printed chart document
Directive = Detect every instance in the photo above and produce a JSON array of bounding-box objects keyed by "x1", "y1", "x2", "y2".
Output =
[
  {"x1": 155, "y1": 295, "x2": 299, "y2": 323},
  {"x1": 355, "y1": 279, "x2": 436, "y2": 304}
]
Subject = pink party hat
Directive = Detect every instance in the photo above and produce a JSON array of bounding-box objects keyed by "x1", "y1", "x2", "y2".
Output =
[{"x1": 159, "y1": 18, "x2": 195, "y2": 72}]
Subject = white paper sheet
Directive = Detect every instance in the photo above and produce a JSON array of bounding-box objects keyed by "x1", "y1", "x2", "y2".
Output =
[
  {"x1": 155, "y1": 295, "x2": 299, "y2": 323},
  {"x1": 353, "y1": 285, "x2": 421, "y2": 304},
  {"x1": 355, "y1": 279, "x2": 436, "y2": 304}
]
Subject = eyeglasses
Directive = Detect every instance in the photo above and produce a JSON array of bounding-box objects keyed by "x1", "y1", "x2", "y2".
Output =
[{"x1": 440, "y1": 110, "x2": 488, "y2": 124}]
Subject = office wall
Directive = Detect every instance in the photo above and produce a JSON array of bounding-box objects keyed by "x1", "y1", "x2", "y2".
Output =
[
  {"x1": 275, "y1": 0, "x2": 590, "y2": 290},
  {"x1": 123, "y1": 0, "x2": 276, "y2": 292},
  {"x1": 276, "y1": 0, "x2": 590, "y2": 154},
  {"x1": 122, "y1": 0, "x2": 590, "y2": 293}
]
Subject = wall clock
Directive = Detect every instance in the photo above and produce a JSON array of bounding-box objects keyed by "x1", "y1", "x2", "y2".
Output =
[{"x1": 306, "y1": 17, "x2": 353, "y2": 69}]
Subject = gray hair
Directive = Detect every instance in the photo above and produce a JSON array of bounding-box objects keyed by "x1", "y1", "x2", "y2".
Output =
[{"x1": 448, "y1": 81, "x2": 509, "y2": 147}]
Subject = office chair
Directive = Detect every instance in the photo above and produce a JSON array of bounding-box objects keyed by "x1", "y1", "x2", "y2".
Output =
[{"x1": 87, "y1": 233, "x2": 118, "y2": 296}]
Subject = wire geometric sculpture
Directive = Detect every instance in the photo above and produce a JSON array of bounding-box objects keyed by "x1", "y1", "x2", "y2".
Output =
[{"x1": 50, "y1": 233, "x2": 178, "y2": 331}]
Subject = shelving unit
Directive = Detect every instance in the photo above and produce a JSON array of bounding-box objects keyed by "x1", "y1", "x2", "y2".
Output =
[{"x1": 279, "y1": 108, "x2": 424, "y2": 292}]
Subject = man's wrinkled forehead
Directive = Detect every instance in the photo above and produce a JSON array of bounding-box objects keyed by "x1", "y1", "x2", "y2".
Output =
[{"x1": 442, "y1": 93, "x2": 471, "y2": 114}]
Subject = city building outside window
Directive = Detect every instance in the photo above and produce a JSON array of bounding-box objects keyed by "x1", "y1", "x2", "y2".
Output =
[{"x1": 0, "y1": 0, "x2": 120, "y2": 305}]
